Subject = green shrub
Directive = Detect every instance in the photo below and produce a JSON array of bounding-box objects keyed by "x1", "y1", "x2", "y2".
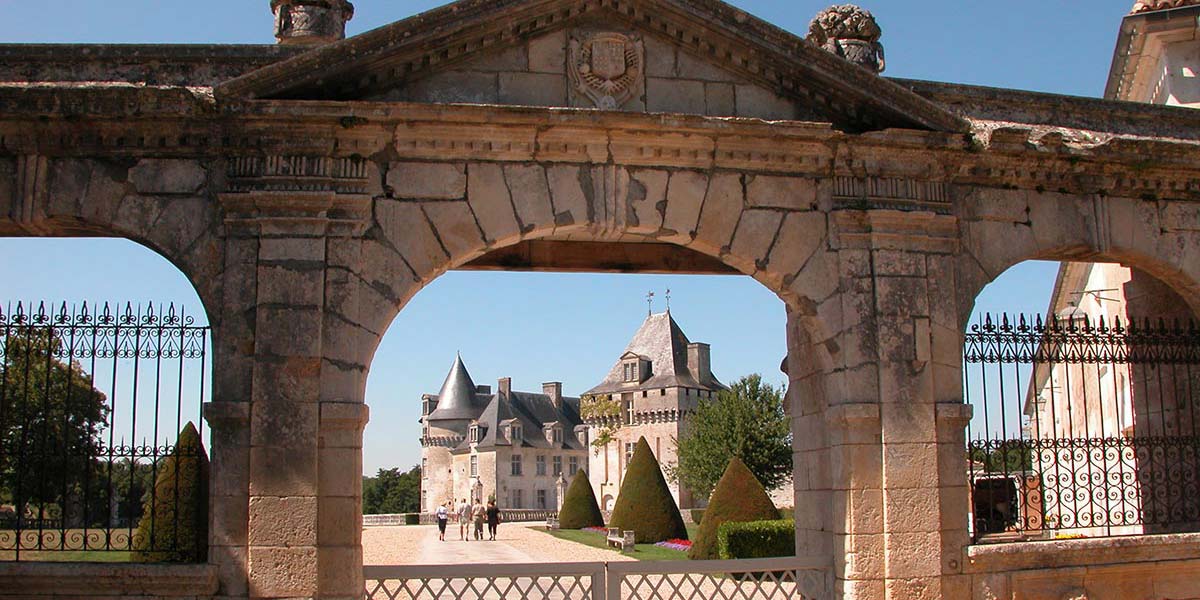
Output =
[
  {"x1": 609, "y1": 437, "x2": 687, "y2": 543},
  {"x1": 134, "y1": 422, "x2": 209, "y2": 563},
  {"x1": 688, "y1": 456, "x2": 778, "y2": 560},
  {"x1": 404, "y1": 513, "x2": 421, "y2": 525},
  {"x1": 717, "y1": 519, "x2": 795, "y2": 560},
  {"x1": 690, "y1": 509, "x2": 705, "y2": 525},
  {"x1": 558, "y1": 470, "x2": 604, "y2": 529},
  {"x1": 778, "y1": 507, "x2": 794, "y2": 521}
]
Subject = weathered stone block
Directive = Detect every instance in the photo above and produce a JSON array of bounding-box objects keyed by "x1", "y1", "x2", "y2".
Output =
[
  {"x1": 766, "y1": 211, "x2": 826, "y2": 279},
  {"x1": 248, "y1": 546, "x2": 318, "y2": 598},
  {"x1": 129, "y1": 159, "x2": 207, "y2": 195},
  {"x1": 387, "y1": 163, "x2": 466, "y2": 200},
  {"x1": 735, "y1": 84, "x2": 795, "y2": 120},
  {"x1": 705, "y1": 82, "x2": 736, "y2": 116},
  {"x1": 318, "y1": 546, "x2": 364, "y2": 597},
  {"x1": 499, "y1": 72, "x2": 567, "y2": 106},
  {"x1": 210, "y1": 493, "x2": 249, "y2": 548},
  {"x1": 546, "y1": 165, "x2": 590, "y2": 231},
  {"x1": 880, "y1": 402, "x2": 936, "y2": 445},
  {"x1": 885, "y1": 532, "x2": 944, "y2": 578},
  {"x1": 658, "y1": 170, "x2": 707, "y2": 242},
  {"x1": 642, "y1": 35, "x2": 677, "y2": 78},
  {"x1": 251, "y1": 396, "x2": 318, "y2": 447},
  {"x1": 397, "y1": 70, "x2": 498, "y2": 104},
  {"x1": 747, "y1": 175, "x2": 817, "y2": 210},
  {"x1": 463, "y1": 44, "x2": 527, "y2": 72},
  {"x1": 504, "y1": 164, "x2": 555, "y2": 235},
  {"x1": 675, "y1": 49, "x2": 736, "y2": 82},
  {"x1": 882, "y1": 443, "x2": 940, "y2": 490},
  {"x1": 421, "y1": 201, "x2": 487, "y2": 264},
  {"x1": 885, "y1": 576, "x2": 941, "y2": 600},
  {"x1": 884, "y1": 487, "x2": 941, "y2": 534},
  {"x1": 249, "y1": 445, "x2": 318, "y2": 497},
  {"x1": 646, "y1": 77, "x2": 706, "y2": 115},
  {"x1": 692, "y1": 172, "x2": 743, "y2": 256},
  {"x1": 375, "y1": 199, "x2": 450, "y2": 281},
  {"x1": 259, "y1": 237, "x2": 326, "y2": 263},
  {"x1": 317, "y1": 496, "x2": 362, "y2": 546},
  {"x1": 248, "y1": 496, "x2": 317, "y2": 547},
  {"x1": 318, "y1": 447, "x2": 362, "y2": 498},
  {"x1": 729, "y1": 209, "x2": 783, "y2": 273},
  {"x1": 627, "y1": 169, "x2": 668, "y2": 235},
  {"x1": 467, "y1": 163, "x2": 522, "y2": 246},
  {"x1": 256, "y1": 263, "x2": 324, "y2": 307},
  {"x1": 254, "y1": 308, "x2": 324, "y2": 358},
  {"x1": 528, "y1": 30, "x2": 567, "y2": 74}
]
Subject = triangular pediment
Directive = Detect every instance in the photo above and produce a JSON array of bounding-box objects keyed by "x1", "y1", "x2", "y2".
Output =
[{"x1": 217, "y1": 0, "x2": 966, "y2": 133}]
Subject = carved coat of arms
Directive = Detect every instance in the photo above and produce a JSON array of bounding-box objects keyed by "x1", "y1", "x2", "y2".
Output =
[{"x1": 569, "y1": 32, "x2": 645, "y2": 110}]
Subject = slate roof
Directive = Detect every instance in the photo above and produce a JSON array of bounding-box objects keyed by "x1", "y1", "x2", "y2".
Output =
[
  {"x1": 421, "y1": 356, "x2": 585, "y2": 453},
  {"x1": 586, "y1": 311, "x2": 724, "y2": 395}
]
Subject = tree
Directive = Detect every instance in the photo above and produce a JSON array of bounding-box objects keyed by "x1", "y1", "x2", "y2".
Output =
[
  {"x1": 134, "y1": 422, "x2": 209, "y2": 563},
  {"x1": 609, "y1": 437, "x2": 688, "y2": 544},
  {"x1": 362, "y1": 465, "x2": 421, "y2": 515},
  {"x1": 688, "y1": 456, "x2": 779, "y2": 560},
  {"x1": 670, "y1": 374, "x2": 792, "y2": 500},
  {"x1": 0, "y1": 329, "x2": 109, "y2": 515},
  {"x1": 558, "y1": 469, "x2": 604, "y2": 529}
]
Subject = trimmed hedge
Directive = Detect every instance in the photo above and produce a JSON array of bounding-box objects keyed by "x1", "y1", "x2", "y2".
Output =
[
  {"x1": 558, "y1": 469, "x2": 604, "y2": 529},
  {"x1": 690, "y1": 509, "x2": 705, "y2": 525},
  {"x1": 688, "y1": 456, "x2": 778, "y2": 560},
  {"x1": 717, "y1": 519, "x2": 795, "y2": 560},
  {"x1": 134, "y1": 422, "x2": 209, "y2": 563},
  {"x1": 778, "y1": 507, "x2": 795, "y2": 521},
  {"x1": 405, "y1": 513, "x2": 421, "y2": 525},
  {"x1": 609, "y1": 437, "x2": 687, "y2": 543}
]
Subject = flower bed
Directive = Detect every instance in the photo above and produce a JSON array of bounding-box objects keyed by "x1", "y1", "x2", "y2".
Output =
[{"x1": 654, "y1": 538, "x2": 692, "y2": 552}]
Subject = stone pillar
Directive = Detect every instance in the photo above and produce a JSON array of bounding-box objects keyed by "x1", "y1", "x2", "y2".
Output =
[
  {"x1": 272, "y1": 0, "x2": 354, "y2": 46},
  {"x1": 818, "y1": 210, "x2": 970, "y2": 600},
  {"x1": 218, "y1": 155, "x2": 376, "y2": 599}
]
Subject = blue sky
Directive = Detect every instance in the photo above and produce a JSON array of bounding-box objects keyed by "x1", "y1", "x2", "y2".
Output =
[{"x1": 0, "y1": 1, "x2": 1131, "y2": 473}]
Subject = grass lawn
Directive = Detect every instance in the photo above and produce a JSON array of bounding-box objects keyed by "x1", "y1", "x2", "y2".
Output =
[{"x1": 539, "y1": 524, "x2": 699, "y2": 562}]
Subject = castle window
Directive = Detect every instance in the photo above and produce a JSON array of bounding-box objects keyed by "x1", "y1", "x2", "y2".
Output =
[
  {"x1": 512, "y1": 489, "x2": 524, "y2": 508},
  {"x1": 510, "y1": 423, "x2": 523, "y2": 443},
  {"x1": 511, "y1": 454, "x2": 523, "y2": 476},
  {"x1": 569, "y1": 456, "x2": 579, "y2": 475},
  {"x1": 536, "y1": 455, "x2": 547, "y2": 476},
  {"x1": 422, "y1": 458, "x2": 428, "y2": 477},
  {"x1": 626, "y1": 398, "x2": 635, "y2": 425},
  {"x1": 624, "y1": 442, "x2": 635, "y2": 467},
  {"x1": 553, "y1": 427, "x2": 562, "y2": 444},
  {"x1": 469, "y1": 424, "x2": 480, "y2": 443},
  {"x1": 537, "y1": 489, "x2": 547, "y2": 509},
  {"x1": 470, "y1": 455, "x2": 478, "y2": 477},
  {"x1": 553, "y1": 456, "x2": 563, "y2": 476}
]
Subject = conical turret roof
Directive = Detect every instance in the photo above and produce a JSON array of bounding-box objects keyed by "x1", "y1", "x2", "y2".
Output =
[
  {"x1": 586, "y1": 311, "x2": 724, "y2": 395},
  {"x1": 427, "y1": 354, "x2": 486, "y2": 421}
]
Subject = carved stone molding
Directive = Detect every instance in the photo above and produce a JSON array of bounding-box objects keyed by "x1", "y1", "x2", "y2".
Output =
[
  {"x1": 568, "y1": 31, "x2": 645, "y2": 110},
  {"x1": 221, "y1": 154, "x2": 372, "y2": 236},
  {"x1": 833, "y1": 176, "x2": 952, "y2": 214},
  {"x1": 831, "y1": 210, "x2": 959, "y2": 254}
]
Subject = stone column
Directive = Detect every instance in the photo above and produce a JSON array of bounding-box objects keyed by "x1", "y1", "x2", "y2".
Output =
[{"x1": 821, "y1": 210, "x2": 970, "y2": 600}]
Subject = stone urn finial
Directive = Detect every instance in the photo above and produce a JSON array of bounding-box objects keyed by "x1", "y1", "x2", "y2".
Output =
[
  {"x1": 807, "y1": 4, "x2": 886, "y2": 73},
  {"x1": 271, "y1": 0, "x2": 354, "y2": 46}
]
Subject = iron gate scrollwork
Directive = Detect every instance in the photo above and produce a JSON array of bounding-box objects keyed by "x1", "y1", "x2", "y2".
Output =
[
  {"x1": 964, "y1": 312, "x2": 1200, "y2": 542},
  {"x1": 965, "y1": 313, "x2": 1200, "y2": 541},
  {"x1": 0, "y1": 301, "x2": 210, "y2": 561}
]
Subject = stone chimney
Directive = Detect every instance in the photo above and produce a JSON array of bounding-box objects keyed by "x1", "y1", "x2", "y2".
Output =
[
  {"x1": 498, "y1": 377, "x2": 512, "y2": 398},
  {"x1": 272, "y1": 0, "x2": 355, "y2": 46},
  {"x1": 687, "y1": 342, "x2": 712, "y2": 384},
  {"x1": 543, "y1": 382, "x2": 563, "y2": 410}
]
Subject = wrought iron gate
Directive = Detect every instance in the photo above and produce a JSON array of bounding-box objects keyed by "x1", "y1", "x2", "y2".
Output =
[
  {"x1": 0, "y1": 301, "x2": 209, "y2": 560},
  {"x1": 965, "y1": 313, "x2": 1200, "y2": 541}
]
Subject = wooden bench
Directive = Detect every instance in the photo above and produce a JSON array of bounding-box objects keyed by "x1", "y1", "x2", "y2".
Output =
[{"x1": 606, "y1": 527, "x2": 636, "y2": 552}]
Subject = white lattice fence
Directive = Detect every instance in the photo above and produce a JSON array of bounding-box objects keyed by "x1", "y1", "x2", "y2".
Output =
[{"x1": 364, "y1": 557, "x2": 831, "y2": 600}]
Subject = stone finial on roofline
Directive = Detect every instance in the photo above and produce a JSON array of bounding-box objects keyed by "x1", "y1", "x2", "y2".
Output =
[
  {"x1": 807, "y1": 4, "x2": 886, "y2": 73},
  {"x1": 1131, "y1": 0, "x2": 1200, "y2": 13},
  {"x1": 271, "y1": 0, "x2": 354, "y2": 46}
]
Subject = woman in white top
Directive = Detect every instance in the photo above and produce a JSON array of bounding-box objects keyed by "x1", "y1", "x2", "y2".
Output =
[{"x1": 435, "y1": 502, "x2": 449, "y2": 541}]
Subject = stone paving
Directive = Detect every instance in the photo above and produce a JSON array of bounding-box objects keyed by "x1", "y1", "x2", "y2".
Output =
[{"x1": 363, "y1": 523, "x2": 636, "y2": 566}]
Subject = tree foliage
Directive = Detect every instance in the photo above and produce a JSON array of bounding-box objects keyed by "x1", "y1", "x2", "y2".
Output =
[
  {"x1": 688, "y1": 456, "x2": 779, "y2": 560},
  {"x1": 362, "y1": 465, "x2": 421, "y2": 515},
  {"x1": 579, "y1": 395, "x2": 622, "y2": 451},
  {"x1": 0, "y1": 330, "x2": 109, "y2": 512},
  {"x1": 670, "y1": 374, "x2": 791, "y2": 499},
  {"x1": 609, "y1": 437, "x2": 688, "y2": 544},
  {"x1": 558, "y1": 469, "x2": 604, "y2": 529},
  {"x1": 134, "y1": 422, "x2": 209, "y2": 563}
]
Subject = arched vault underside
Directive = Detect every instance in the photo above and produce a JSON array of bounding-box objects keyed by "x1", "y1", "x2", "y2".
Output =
[{"x1": 4, "y1": 3, "x2": 1200, "y2": 598}]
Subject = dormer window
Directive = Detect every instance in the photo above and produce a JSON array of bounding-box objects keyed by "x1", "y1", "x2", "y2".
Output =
[
  {"x1": 509, "y1": 423, "x2": 523, "y2": 442},
  {"x1": 623, "y1": 361, "x2": 637, "y2": 382},
  {"x1": 469, "y1": 423, "x2": 481, "y2": 443}
]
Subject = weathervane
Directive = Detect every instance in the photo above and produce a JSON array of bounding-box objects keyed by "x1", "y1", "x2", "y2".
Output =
[
  {"x1": 665, "y1": 289, "x2": 671, "y2": 311},
  {"x1": 646, "y1": 291, "x2": 655, "y2": 315}
]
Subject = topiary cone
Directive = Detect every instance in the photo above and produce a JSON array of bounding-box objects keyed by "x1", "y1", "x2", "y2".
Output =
[
  {"x1": 688, "y1": 456, "x2": 778, "y2": 560},
  {"x1": 609, "y1": 437, "x2": 688, "y2": 544},
  {"x1": 133, "y1": 422, "x2": 209, "y2": 562},
  {"x1": 558, "y1": 470, "x2": 604, "y2": 529}
]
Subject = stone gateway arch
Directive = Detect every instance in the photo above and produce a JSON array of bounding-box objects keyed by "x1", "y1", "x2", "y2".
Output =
[{"x1": 3, "y1": 0, "x2": 1200, "y2": 598}]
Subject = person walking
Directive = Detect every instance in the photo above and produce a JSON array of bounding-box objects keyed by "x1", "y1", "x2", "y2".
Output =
[
  {"x1": 435, "y1": 502, "x2": 449, "y2": 542},
  {"x1": 486, "y1": 499, "x2": 500, "y2": 541},
  {"x1": 472, "y1": 499, "x2": 486, "y2": 540},
  {"x1": 457, "y1": 498, "x2": 471, "y2": 541}
]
